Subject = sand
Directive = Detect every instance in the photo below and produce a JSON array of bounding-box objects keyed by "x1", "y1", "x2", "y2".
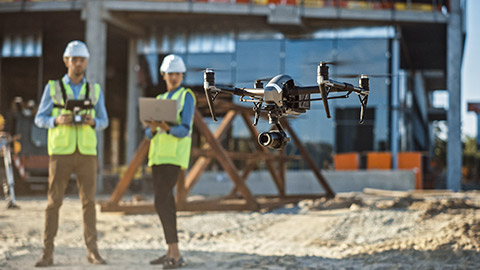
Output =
[{"x1": 1, "y1": 191, "x2": 480, "y2": 269}]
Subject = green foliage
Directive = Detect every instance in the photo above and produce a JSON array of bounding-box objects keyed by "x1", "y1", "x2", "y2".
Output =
[
  {"x1": 433, "y1": 135, "x2": 447, "y2": 169},
  {"x1": 464, "y1": 136, "x2": 479, "y2": 157}
]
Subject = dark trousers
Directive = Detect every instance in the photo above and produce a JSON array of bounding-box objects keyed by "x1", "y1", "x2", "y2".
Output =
[
  {"x1": 152, "y1": 164, "x2": 180, "y2": 244},
  {"x1": 43, "y1": 151, "x2": 98, "y2": 255}
]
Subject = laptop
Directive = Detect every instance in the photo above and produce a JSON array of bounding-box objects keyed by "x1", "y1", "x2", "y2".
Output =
[{"x1": 138, "y1": 97, "x2": 178, "y2": 125}]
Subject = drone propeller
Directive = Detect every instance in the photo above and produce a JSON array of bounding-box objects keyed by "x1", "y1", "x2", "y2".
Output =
[
  {"x1": 255, "y1": 77, "x2": 274, "y2": 82},
  {"x1": 318, "y1": 60, "x2": 351, "y2": 66},
  {"x1": 303, "y1": 60, "x2": 353, "y2": 67},
  {"x1": 235, "y1": 76, "x2": 274, "y2": 85},
  {"x1": 189, "y1": 67, "x2": 229, "y2": 72},
  {"x1": 332, "y1": 73, "x2": 393, "y2": 79}
]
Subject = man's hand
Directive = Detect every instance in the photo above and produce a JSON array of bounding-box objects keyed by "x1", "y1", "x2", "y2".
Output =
[
  {"x1": 84, "y1": 114, "x2": 95, "y2": 127},
  {"x1": 55, "y1": 114, "x2": 72, "y2": 126}
]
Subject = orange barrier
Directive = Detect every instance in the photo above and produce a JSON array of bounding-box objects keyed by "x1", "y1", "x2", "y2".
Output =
[
  {"x1": 398, "y1": 152, "x2": 423, "y2": 189},
  {"x1": 366, "y1": 152, "x2": 392, "y2": 170},
  {"x1": 334, "y1": 151, "x2": 424, "y2": 189},
  {"x1": 334, "y1": 152, "x2": 360, "y2": 171}
]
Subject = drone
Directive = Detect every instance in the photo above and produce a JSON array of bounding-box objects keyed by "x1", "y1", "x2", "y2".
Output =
[{"x1": 203, "y1": 62, "x2": 370, "y2": 149}]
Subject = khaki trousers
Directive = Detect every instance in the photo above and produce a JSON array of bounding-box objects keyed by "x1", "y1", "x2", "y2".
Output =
[{"x1": 42, "y1": 151, "x2": 98, "y2": 255}]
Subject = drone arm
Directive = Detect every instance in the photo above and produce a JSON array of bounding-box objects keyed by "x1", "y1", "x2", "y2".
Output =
[
  {"x1": 325, "y1": 79, "x2": 369, "y2": 96},
  {"x1": 214, "y1": 86, "x2": 264, "y2": 97},
  {"x1": 290, "y1": 86, "x2": 320, "y2": 95},
  {"x1": 325, "y1": 78, "x2": 370, "y2": 124}
]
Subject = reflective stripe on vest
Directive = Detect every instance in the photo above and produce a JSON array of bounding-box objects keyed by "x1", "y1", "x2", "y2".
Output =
[
  {"x1": 47, "y1": 79, "x2": 100, "y2": 156},
  {"x1": 148, "y1": 87, "x2": 196, "y2": 169}
]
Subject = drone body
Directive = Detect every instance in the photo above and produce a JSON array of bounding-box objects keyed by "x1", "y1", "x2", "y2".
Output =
[{"x1": 203, "y1": 63, "x2": 370, "y2": 149}]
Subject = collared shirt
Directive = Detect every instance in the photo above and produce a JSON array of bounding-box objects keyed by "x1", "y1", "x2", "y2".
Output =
[
  {"x1": 145, "y1": 86, "x2": 195, "y2": 139},
  {"x1": 34, "y1": 74, "x2": 109, "y2": 131}
]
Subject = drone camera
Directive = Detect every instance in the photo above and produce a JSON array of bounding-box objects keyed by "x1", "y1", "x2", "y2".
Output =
[{"x1": 258, "y1": 130, "x2": 289, "y2": 149}]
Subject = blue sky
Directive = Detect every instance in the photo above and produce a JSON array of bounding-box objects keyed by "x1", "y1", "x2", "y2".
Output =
[{"x1": 462, "y1": 0, "x2": 480, "y2": 138}]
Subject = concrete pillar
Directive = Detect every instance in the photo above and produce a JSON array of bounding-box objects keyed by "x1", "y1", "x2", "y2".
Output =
[
  {"x1": 447, "y1": 0, "x2": 463, "y2": 191},
  {"x1": 477, "y1": 116, "x2": 480, "y2": 150},
  {"x1": 126, "y1": 39, "x2": 140, "y2": 164},
  {"x1": 85, "y1": 0, "x2": 107, "y2": 193},
  {"x1": 391, "y1": 28, "x2": 400, "y2": 170}
]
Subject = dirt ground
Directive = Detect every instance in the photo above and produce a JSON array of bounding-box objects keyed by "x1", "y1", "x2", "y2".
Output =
[{"x1": 1, "y1": 190, "x2": 480, "y2": 270}]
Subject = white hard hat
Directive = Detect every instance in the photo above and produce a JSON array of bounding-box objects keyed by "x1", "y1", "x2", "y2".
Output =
[
  {"x1": 63, "y1": 40, "x2": 90, "y2": 58},
  {"x1": 160, "y1": 54, "x2": 186, "y2": 73}
]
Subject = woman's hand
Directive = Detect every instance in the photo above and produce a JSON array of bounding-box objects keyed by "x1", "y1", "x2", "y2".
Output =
[{"x1": 146, "y1": 120, "x2": 170, "y2": 133}]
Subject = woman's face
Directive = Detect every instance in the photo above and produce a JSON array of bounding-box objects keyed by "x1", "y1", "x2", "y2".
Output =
[{"x1": 163, "y1": 72, "x2": 183, "y2": 91}]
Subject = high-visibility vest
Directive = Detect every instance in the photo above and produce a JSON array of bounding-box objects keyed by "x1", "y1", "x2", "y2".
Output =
[
  {"x1": 148, "y1": 87, "x2": 196, "y2": 169},
  {"x1": 47, "y1": 78, "x2": 100, "y2": 156}
]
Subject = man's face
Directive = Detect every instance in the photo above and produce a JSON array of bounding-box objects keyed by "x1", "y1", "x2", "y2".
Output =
[
  {"x1": 163, "y1": 72, "x2": 183, "y2": 90},
  {"x1": 64, "y1": 57, "x2": 88, "y2": 77}
]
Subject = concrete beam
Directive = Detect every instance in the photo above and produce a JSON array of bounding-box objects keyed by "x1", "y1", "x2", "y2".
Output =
[
  {"x1": 268, "y1": 5, "x2": 301, "y2": 25},
  {"x1": 190, "y1": 170, "x2": 416, "y2": 195},
  {"x1": 102, "y1": 10, "x2": 146, "y2": 37},
  {"x1": 0, "y1": 1, "x2": 448, "y2": 25},
  {"x1": 103, "y1": 1, "x2": 447, "y2": 24},
  {"x1": 0, "y1": 0, "x2": 84, "y2": 12},
  {"x1": 302, "y1": 7, "x2": 447, "y2": 23}
]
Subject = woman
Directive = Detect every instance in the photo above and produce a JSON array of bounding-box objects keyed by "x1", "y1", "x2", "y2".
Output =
[{"x1": 145, "y1": 54, "x2": 196, "y2": 269}]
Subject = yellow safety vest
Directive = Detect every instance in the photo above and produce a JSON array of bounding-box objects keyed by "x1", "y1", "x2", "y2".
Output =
[
  {"x1": 47, "y1": 79, "x2": 100, "y2": 156},
  {"x1": 148, "y1": 87, "x2": 196, "y2": 169}
]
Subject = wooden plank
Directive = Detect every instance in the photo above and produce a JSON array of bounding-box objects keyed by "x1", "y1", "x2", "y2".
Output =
[
  {"x1": 183, "y1": 110, "x2": 237, "y2": 194},
  {"x1": 102, "y1": 194, "x2": 327, "y2": 214},
  {"x1": 227, "y1": 159, "x2": 258, "y2": 198},
  {"x1": 240, "y1": 112, "x2": 285, "y2": 196},
  {"x1": 279, "y1": 147, "x2": 286, "y2": 194},
  {"x1": 241, "y1": 160, "x2": 257, "y2": 183},
  {"x1": 194, "y1": 110, "x2": 259, "y2": 210},
  {"x1": 179, "y1": 200, "x2": 253, "y2": 212},
  {"x1": 280, "y1": 118, "x2": 335, "y2": 198},
  {"x1": 107, "y1": 138, "x2": 150, "y2": 206},
  {"x1": 191, "y1": 149, "x2": 296, "y2": 161},
  {"x1": 100, "y1": 201, "x2": 156, "y2": 215},
  {"x1": 363, "y1": 188, "x2": 409, "y2": 197}
]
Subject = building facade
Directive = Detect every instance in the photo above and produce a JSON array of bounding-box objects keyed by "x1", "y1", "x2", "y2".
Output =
[{"x1": 0, "y1": 0, "x2": 463, "y2": 190}]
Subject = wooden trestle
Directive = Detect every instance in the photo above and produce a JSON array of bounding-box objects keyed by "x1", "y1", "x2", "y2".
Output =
[{"x1": 100, "y1": 105, "x2": 334, "y2": 214}]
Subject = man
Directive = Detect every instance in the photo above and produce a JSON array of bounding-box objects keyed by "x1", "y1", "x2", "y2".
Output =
[
  {"x1": 0, "y1": 113, "x2": 20, "y2": 209},
  {"x1": 145, "y1": 54, "x2": 195, "y2": 269},
  {"x1": 34, "y1": 40, "x2": 109, "y2": 267}
]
